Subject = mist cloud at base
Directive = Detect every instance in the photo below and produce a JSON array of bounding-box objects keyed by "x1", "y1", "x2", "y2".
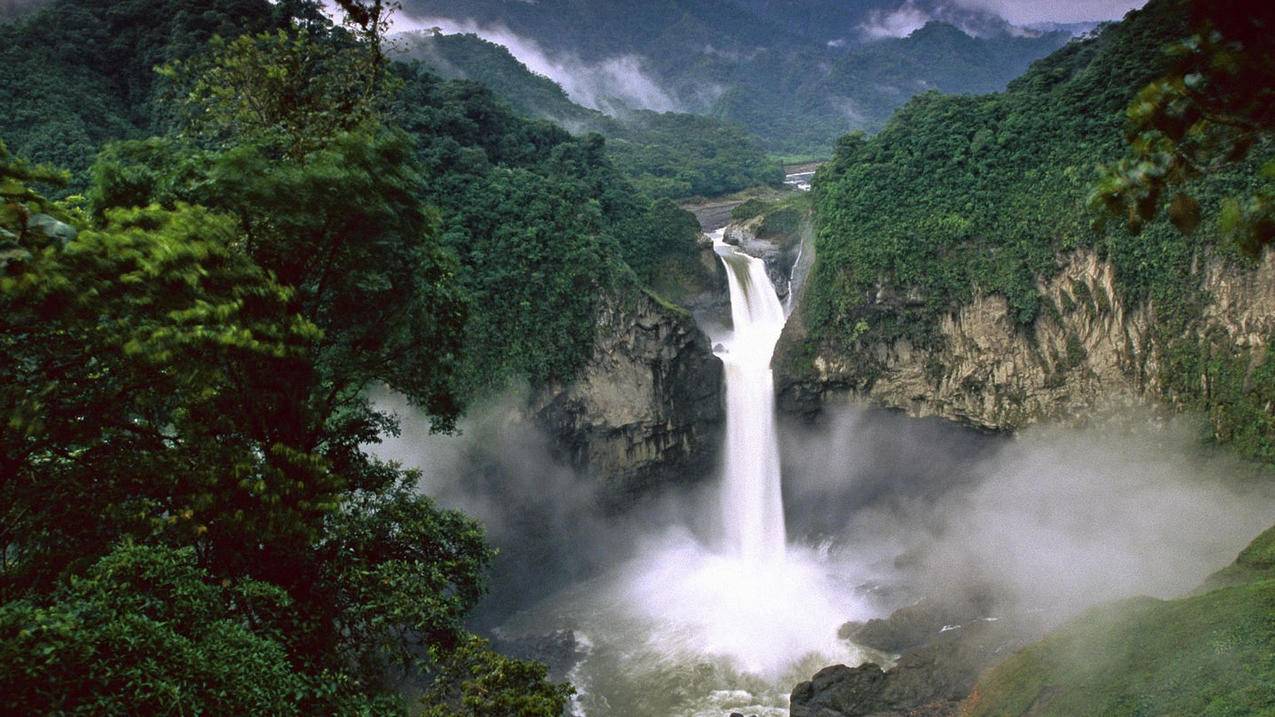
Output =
[
  {"x1": 371, "y1": 388, "x2": 1274, "y2": 632},
  {"x1": 368, "y1": 388, "x2": 717, "y2": 625},
  {"x1": 783, "y1": 406, "x2": 1275, "y2": 621}
]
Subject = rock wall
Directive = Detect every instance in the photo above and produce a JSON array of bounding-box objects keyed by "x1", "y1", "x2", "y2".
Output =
[
  {"x1": 533, "y1": 289, "x2": 724, "y2": 503},
  {"x1": 724, "y1": 214, "x2": 807, "y2": 304},
  {"x1": 778, "y1": 248, "x2": 1275, "y2": 431}
]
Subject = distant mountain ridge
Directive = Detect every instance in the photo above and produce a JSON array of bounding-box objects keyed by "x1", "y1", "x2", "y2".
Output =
[{"x1": 399, "y1": 0, "x2": 1073, "y2": 153}]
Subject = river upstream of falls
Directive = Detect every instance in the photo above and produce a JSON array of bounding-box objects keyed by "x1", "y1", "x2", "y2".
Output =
[{"x1": 497, "y1": 230, "x2": 877, "y2": 716}]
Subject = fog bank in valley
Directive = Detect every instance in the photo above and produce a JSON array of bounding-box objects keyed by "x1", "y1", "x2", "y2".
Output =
[
  {"x1": 371, "y1": 389, "x2": 1274, "y2": 630},
  {"x1": 782, "y1": 406, "x2": 1275, "y2": 619}
]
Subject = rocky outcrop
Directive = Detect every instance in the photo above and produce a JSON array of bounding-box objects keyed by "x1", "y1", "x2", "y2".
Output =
[
  {"x1": 793, "y1": 592, "x2": 1035, "y2": 717},
  {"x1": 533, "y1": 289, "x2": 724, "y2": 504},
  {"x1": 724, "y1": 213, "x2": 807, "y2": 303},
  {"x1": 777, "y1": 248, "x2": 1275, "y2": 431},
  {"x1": 792, "y1": 619, "x2": 1029, "y2": 717}
]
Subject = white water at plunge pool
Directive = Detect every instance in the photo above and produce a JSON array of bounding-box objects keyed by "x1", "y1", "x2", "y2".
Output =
[{"x1": 500, "y1": 229, "x2": 874, "y2": 716}]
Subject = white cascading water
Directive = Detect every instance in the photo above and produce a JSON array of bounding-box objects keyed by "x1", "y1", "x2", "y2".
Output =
[
  {"x1": 491, "y1": 228, "x2": 871, "y2": 716},
  {"x1": 715, "y1": 233, "x2": 788, "y2": 562}
]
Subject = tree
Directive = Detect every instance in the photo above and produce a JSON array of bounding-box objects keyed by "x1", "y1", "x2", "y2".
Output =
[
  {"x1": 421, "y1": 635, "x2": 574, "y2": 717},
  {"x1": 2, "y1": 18, "x2": 573, "y2": 709},
  {"x1": 0, "y1": 544, "x2": 307, "y2": 716},
  {"x1": 160, "y1": 29, "x2": 391, "y2": 157},
  {"x1": 2, "y1": 158, "x2": 322, "y2": 595},
  {"x1": 1091, "y1": 0, "x2": 1274, "y2": 250}
]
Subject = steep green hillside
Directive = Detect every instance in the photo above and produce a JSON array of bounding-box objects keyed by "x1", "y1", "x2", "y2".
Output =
[
  {"x1": 1, "y1": 0, "x2": 721, "y2": 402},
  {"x1": 795, "y1": 0, "x2": 1274, "y2": 459},
  {"x1": 394, "y1": 31, "x2": 599, "y2": 127},
  {"x1": 963, "y1": 528, "x2": 1275, "y2": 717},
  {"x1": 0, "y1": 0, "x2": 328, "y2": 185}
]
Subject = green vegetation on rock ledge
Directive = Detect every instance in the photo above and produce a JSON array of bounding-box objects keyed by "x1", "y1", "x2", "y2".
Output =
[
  {"x1": 784, "y1": 1, "x2": 1275, "y2": 713},
  {"x1": 799, "y1": 0, "x2": 1274, "y2": 460}
]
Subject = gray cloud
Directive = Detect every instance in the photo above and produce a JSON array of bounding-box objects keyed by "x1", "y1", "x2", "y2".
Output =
[
  {"x1": 859, "y1": 0, "x2": 1148, "y2": 39},
  {"x1": 951, "y1": 0, "x2": 1147, "y2": 24},
  {"x1": 860, "y1": 1, "x2": 933, "y2": 39}
]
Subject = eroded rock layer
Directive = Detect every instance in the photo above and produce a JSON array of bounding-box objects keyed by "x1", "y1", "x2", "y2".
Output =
[{"x1": 778, "y1": 248, "x2": 1275, "y2": 432}]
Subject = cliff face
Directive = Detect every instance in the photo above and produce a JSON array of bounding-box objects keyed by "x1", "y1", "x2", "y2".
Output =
[
  {"x1": 533, "y1": 289, "x2": 724, "y2": 503},
  {"x1": 777, "y1": 248, "x2": 1275, "y2": 431},
  {"x1": 724, "y1": 211, "x2": 811, "y2": 305}
]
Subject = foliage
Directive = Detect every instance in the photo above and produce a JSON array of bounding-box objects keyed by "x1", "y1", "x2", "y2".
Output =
[
  {"x1": 0, "y1": 0, "x2": 311, "y2": 187},
  {"x1": 318, "y1": 471, "x2": 492, "y2": 676},
  {"x1": 397, "y1": 31, "x2": 783, "y2": 200},
  {"x1": 160, "y1": 29, "x2": 391, "y2": 157},
  {"x1": 964, "y1": 530, "x2": 1275, "y2": 716},
  {"x1": 395, "y1": 31, "x2": 599, "y2": 129},
  {"x1": 421, "y1": 635, "x2": 575, "y2": 717},
  {"x1": 606, "y1": 110, "x2": 783, "y2": 199},
  {"x1": 2, "y1": 194, "x2": 322, "y2": 594},
  {"x1": 0, "y1": 544, "x2": 306, "y2": 716},
  {"x1": 1, "y1": 13, "x2": 575, "y2": 712},
  {"x1": 801, "y1": 0, "x2": 1274, "y2": 460},
  {"x1": 1091, "y1": 0, "x2": 1274, "y2": 250},
  {"x1": 391, "y1": 67, "x2": 708, "y2": 397}
]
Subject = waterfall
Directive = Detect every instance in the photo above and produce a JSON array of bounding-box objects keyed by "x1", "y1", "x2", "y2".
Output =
[
  {"x1": 785, "y1": 238, "x2": 804, "y2": 317},
  {"x1": 483, "y1": 231, "x2": 868, "y2": 710},
  {"x1": 713, "y1": 232, "x2": 788, "y2": 563}
]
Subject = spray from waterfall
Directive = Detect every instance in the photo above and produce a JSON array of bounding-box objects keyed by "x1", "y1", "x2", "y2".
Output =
[{"x1": 457, "y1": 229, "x2": 871, "y2": 714}]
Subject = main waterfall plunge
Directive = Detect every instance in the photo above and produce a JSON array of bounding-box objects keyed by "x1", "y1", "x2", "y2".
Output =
[
  {"x1": 716, "y1": 233, "x2": 788, "y2": 563},
  {"x1": 496, "y1": 230, "x2": 872, "y2": 716}
]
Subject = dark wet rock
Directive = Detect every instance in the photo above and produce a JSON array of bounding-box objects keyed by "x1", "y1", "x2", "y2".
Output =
[
  {"x1": 723, "y1": 219, "x2": 804, "y2": 301},
  {"x1": 533, "y1": 290, "x2": 724, "y2": 505},
  {"x1": 841, "y1": 592, "x2": 994, "y2": 653},
  {"x1": 683, "y1": 198, "x2": 746, "y2": 233},
  {"x1": 791, "y1": 663, "x2": 888, "y2": 717},
  {"x1": 792, "y1": 618, "x2": 1033, "y2": 717}
]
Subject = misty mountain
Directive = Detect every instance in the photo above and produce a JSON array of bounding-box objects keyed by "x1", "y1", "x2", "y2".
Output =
[
  {"x1": 401, "y1": 0, "x2": 804, "y2": 61},
  {"x1": 398, "y1": 0, "x2": 1070, "y2": 154},
  {"x1": 395, "y1": 30, "x2": 601, "y2": 128},
  {"x1": 394, "y1": 31, "x2": 783, "y2": 199}
]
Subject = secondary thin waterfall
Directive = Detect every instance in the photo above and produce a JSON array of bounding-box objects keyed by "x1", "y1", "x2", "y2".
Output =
[{"x1": 713, "y1": 232, "x2": 788, "y2": 562}]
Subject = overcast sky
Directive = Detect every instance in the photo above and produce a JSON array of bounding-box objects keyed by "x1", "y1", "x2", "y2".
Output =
[{"x1": 954, "y1": 0, "x2": 1148, "y2": 25}]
